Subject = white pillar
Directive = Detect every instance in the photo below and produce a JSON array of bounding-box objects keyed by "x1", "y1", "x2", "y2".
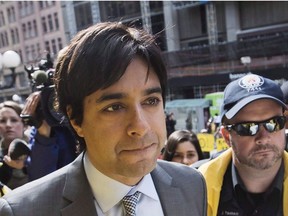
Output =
[{"x1": 163, "y1": 1, "x2": 180, "y2": 51}]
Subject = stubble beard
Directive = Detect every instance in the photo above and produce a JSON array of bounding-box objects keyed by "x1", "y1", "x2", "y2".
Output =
[{"x1": 232, "y1": 142, "x2": 283, "y2": 170}]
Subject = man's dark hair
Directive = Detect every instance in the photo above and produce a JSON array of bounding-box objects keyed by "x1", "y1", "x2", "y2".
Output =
[{"x1": 54, "y1": 22, "x2": 167, "y2": 148}]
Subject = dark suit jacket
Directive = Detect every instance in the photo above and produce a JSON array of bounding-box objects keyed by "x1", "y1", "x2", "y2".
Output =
[{"x1": 0, "y1": 153, "x2": 207, "y2": 216}]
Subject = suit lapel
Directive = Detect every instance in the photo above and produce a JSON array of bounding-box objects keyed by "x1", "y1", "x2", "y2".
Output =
[
  {"x1": 59, "y1": 154, "x2": 188, "y2": 216},
  {"x1": 151, "y1": 164, "x2": 187, "y2": 216},
  {"x1": 60, "y1": 153, "x2": 98, "y2": 216}
]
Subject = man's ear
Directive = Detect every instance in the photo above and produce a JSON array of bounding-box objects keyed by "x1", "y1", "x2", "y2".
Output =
[
  {"x1": 220, "y1": 126, "x2": 231, "y2": 147},
  {"x1": 66, "y1": 105, "x2": 84, "y2": 137}
]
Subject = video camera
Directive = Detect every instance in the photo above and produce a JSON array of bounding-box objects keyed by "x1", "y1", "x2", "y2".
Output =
[{"x1": 21, "y1": 53, "x2": 66, "y2": 127}]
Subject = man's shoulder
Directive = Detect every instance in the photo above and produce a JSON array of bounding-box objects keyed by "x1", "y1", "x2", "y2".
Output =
[
  {"x1": 0, "y1": 163, "x2": 74, "y2": 215},
  {"x1": 3, "y1": 164, "x2": 68, "y2": 200},
  {"x1": 156, "y1": 160, "x2": 204, "y2": 180},
  {"x1": 153, "y1": 160, "x2": 207, "y2": 215}
]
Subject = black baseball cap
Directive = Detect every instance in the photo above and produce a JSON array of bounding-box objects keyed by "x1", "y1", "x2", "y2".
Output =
[
  {"x1": 221, "y1": 74, "x2": 286, "y2": 122},
  {"x1": 280, "y1": 81, "x2": 288, "y2": 104}
]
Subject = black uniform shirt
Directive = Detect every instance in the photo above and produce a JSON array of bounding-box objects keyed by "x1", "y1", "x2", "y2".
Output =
[{"x1": 217, "y1": 161, "x2": 284, "y2": 216}]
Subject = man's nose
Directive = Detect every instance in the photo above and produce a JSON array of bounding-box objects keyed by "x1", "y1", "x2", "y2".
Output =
[
  {"x1": 255, "y1": 124, "x2": 272, "y2": 144},
  {"x1": 127, "y1": 106, "x2": 150, "y2": 137}
]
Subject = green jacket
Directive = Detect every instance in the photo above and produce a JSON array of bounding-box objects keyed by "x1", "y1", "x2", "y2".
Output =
[{"x1": 199, "y1": 148, "x2": 288, "y2": 216}]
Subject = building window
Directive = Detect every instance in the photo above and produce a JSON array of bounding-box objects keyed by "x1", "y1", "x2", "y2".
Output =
[
  {"x1": 11, "y1": 29, "x2": 15, "y2": 44},
  {"x1": 18, "y1": 50, "x2": 23, "y2": 62},
  {"x1": 22, "y1": 23, "x2": 27, "y2": 39},
  {"x1": 29, "y1": 1, "x2": 34, "y2": 14},
  {"x1": 19, "y1": 1, "x2": 34, "y2": 17},
  {"x1": 18, "y1": 2, "x2": 24, "y2": 17},
  {"x1": 7, "y1": 6, "x2": 16, "y2": 23},
  {"x1": 0, "y1": 33, "x2": 4, "y2": 48},
  {"x1": 42, "y1": 17, "x2": 47, "y2": 33},
  {"x1": 39, "y1": 1, "x2": 44, "y2": 10},
  {"x1": 33, "y1": 20, "x2": 38, "y2": 36},
  {"x1": 15, "y1": 28, "x2": 19, "y2": 43},
  {"x1": 39, "y1": 1, "x2": 56, "y2": 9},
  {"x1": 0, "y1": 11, "x2": 5, "y2": 26},
  {"x1": 11, "y1": 7, "x2": 16, "y2": 22},
  {"x1": 48, "y1": 14, "x2": 53, "y2": 31},
  {"x1": 99, "y1": 1, "x2": 141, "y2": 21},
  {"x1": 25, "y1": 45, "x2": 31, "y2": 62},
  {"x1": 52, "y1": 39, "x2": 57, "y2": 54},
  {"x1": 4, "y1": 32, "x2": 8, "y2": 46},
  {"x1": 200, "y1": 5, "x2": 207, "y2": 34},
  {"x1": 31, "y1": 44, "x2": 36, "y2": 60},
  {"x1": 19, "y1": 72, "x2": 29, "y2": 87},
  {"x1": 28, "y1": 21, "x2": 32, "y2": 38},
  {"x1": 7, "y1": 8, "x2": 11, "y2": 22},
  {"x1": 24, "y1": 2, "x2": 29, "y2": 16},
  {"x1": 54, "y1": 13, "x2": 59, "y2": 30},
  {"x1": 45, "y1": 41, "x2": 50, "y2": 53},
  {"x1": 37, "y1": 43, "x2": 41, "y2": 56},
  {"x1": 58, "y1": 37, "x2": 63, "y2": 50},
  {"x1": 74, "y1": 2, "x2": 93, "y2": 31}
]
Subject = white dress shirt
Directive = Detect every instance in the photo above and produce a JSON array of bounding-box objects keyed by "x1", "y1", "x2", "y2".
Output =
[{"x1": 84, "y1": 153, "x2": 164, "y2": 216}]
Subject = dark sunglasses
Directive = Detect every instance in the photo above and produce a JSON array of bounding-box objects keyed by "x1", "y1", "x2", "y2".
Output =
[{"x1": 224, "y1": 116, "x2": 286, "y2": 136}]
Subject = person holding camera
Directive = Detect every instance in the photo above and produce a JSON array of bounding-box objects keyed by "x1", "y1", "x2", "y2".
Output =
[
  {"x1": 21, "y1": 91, "x2": 78, "y2": 181},
  {"x1": 0, "y1": 22, "x2": 207, "y2": 216}
]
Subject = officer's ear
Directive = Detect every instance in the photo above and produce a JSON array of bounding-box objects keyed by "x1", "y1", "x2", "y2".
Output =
[{"x1": 220, "y1": 126, "x2": 232, "y2": 147}]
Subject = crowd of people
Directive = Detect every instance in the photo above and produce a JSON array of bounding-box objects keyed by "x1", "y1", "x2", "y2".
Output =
[
  {"x1": 0, "y1": 21, "x2": 287, "y2": 216},
  {"x1": 0, "y1": 95, "x2": 78, "y2": 193}
]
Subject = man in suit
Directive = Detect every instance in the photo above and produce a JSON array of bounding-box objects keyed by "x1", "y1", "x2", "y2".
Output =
[{"x1": 0, "y1": 22, "x2": 206, "y2": 216}]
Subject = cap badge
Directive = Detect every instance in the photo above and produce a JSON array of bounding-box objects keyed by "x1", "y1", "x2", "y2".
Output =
[{"x1": 238, "y1": 74, "x2": 264, "y2": 92}]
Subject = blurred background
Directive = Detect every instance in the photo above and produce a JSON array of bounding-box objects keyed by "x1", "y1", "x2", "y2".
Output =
[{"x1": 0, "y1": 1, "x2": 288, "y2": 148}]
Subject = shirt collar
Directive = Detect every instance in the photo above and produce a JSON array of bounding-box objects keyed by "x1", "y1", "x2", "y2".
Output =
[{"x1": 83, "y1": 153, "x2": 159, "y2": 213}]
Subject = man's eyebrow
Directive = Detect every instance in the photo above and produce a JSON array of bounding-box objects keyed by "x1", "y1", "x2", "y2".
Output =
[
  {"x1": 145, "y1": 87, "x2": 162, "y2": 96},
  {"x1": 96, "y1": 87, "x2": 162, "y2": 104},
  {"x1": 96, "y1": 93, "x2": 125, "y2": 103}
]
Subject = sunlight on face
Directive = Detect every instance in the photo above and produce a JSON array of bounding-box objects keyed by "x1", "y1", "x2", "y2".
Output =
[
  {"x1": 229, "y1": 99, "x2": 285, "y2": 170},
  {"x1": 172, "y1": 141, "x2": 199, "y2": 166},
  {"x1": 70, "y1": 57, "x2": 166, "y2": 185},
  {"x1": 0, "y1": 107, "x2": 24, "y2": 148}
]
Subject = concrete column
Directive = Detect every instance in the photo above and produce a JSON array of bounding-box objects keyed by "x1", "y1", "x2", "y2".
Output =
[
  {"x1": 140, "y1": 1, "x2": 152, "y2": 33},
  {"x1": 91, "y1": 1, "x2": 101, "y2": 24},
  {"x1": 225, "y1": 2, "x2": 240, "y2": 42},
  {"x1": 163, "y1": 1, "x2": 180, "y2": 51},
  {"x1": 206, "y1": 2, "x2": 218, "y2": 45},
  {"x1": 61, "y1": 2, "x2": 77, "y2": 41}
]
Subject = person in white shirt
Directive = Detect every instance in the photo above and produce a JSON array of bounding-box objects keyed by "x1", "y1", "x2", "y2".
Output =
[{"x1": 0, "y1": 22, "x2": 207, "y2": 216}]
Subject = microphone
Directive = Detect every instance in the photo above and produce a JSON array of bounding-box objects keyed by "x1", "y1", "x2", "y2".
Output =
[
  {"x1": 32, "y1": 70, "x2": 48, "y2": 86},
  {"x1": 8, "y1": 139, "x2": 30, "y2": 160}
]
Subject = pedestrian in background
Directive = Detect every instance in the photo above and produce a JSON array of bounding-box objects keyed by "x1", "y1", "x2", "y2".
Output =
[
  {"x1": 0, "y1": 21, "x2": 207, "y2": 216},
  {"x1": 163, "y1": 130, "x2": 204, "y2": 165},
  {"x1": 21, "y1": 91, "x2": 77, "y2": 181},
  {"x1": 0, "y1": 101, "x2": 29, "y2": 189},
  {"x1": 199, "y1": 74, "x2": 288, "y2": 216},
  {"x1": 165, "y1": 112, "x2": 176, "y2": 137}
]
